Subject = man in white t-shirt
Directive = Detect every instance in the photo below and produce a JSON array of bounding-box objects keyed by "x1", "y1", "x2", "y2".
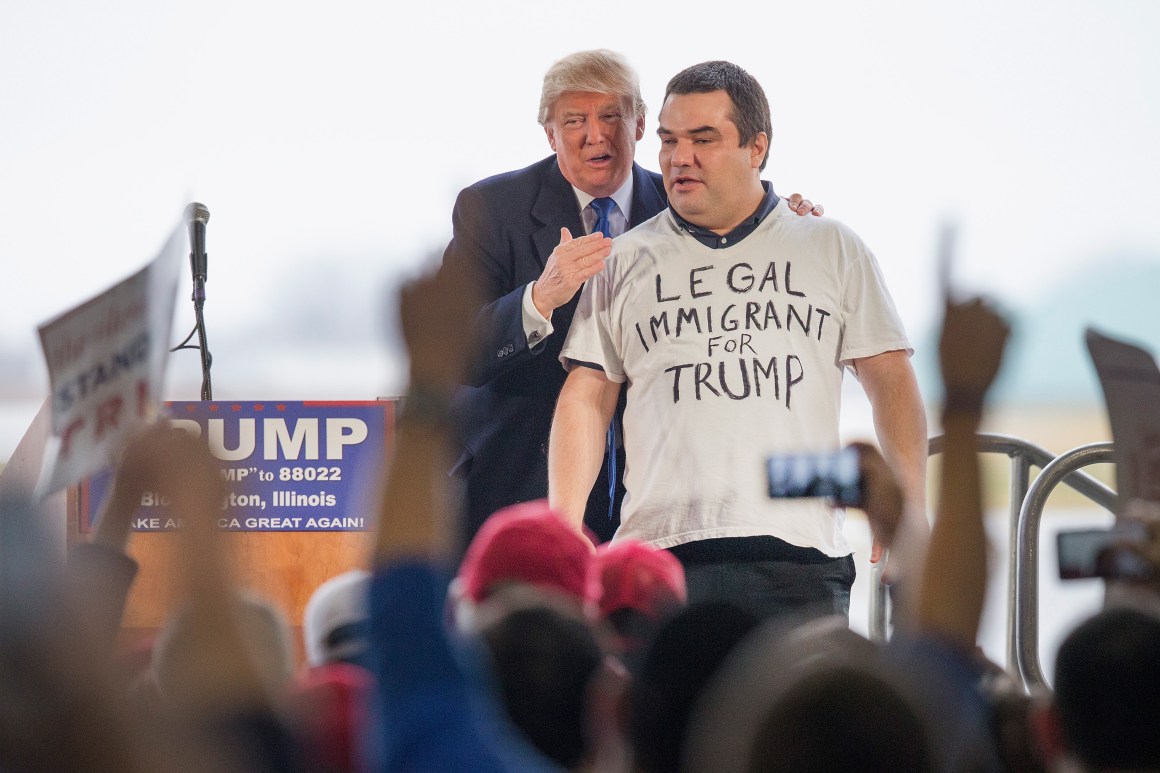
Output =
[{"x1": 549, "y1": 60, "x2": 928, "y2": 620}]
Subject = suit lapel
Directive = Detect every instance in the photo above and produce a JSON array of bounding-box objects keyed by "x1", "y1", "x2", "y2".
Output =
[
  {"x1": 528, "y1": 160, "x2": 665, "y2": 267},
  {"x1": 531, "y1": 158, "x2": 585, "y2": 269}
]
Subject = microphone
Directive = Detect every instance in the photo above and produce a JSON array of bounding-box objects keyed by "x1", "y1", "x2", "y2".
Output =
[{"x1": 183, "y1": 202, "x2": 210, "y2": 284}]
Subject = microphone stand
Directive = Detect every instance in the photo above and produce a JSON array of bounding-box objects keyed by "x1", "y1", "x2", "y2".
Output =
[
  {"x1": 172, "y1": 272, "x2": 214, "y2": 400},
  {"x1": 173, "y1": 202, "x2": 214, "y2": 400},
  {"x1": 192, "y1": 274, "x2": 213, "y2": 400}
]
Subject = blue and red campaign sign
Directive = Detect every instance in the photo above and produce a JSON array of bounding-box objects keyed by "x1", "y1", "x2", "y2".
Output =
[{"x1": 80, "y1": 400, "x2": 394, "y2": 532}]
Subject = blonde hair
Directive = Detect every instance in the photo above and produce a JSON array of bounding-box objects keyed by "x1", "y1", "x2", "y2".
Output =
[{"x1": 537, "y1": 49, "x2": 646, "y2": 126}]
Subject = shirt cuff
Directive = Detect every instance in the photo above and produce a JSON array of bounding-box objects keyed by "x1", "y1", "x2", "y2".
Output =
[{"x1": 521, "y1": 283, "x2": 554, "y2": 347}]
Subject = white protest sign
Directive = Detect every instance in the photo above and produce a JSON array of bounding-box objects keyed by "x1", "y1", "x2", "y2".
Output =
[
  {"x1": 35, "y1": 226, "x2": 185, "y2": 495},
  {"x1": 1086, "y1": 328, "x2": 1160, "y2": 509}
]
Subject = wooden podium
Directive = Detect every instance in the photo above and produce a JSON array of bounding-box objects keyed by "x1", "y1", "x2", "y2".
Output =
[{"x1": 65, "y1": 514, "x2": 373, "y2": 660}]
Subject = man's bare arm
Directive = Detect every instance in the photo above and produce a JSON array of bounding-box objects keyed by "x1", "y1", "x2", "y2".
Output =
[
  {"x1": 548, "y1": 365, "x2": 621, "y2": 531},
  {"x1": 852, "y1": 349, "x2": 930, "y2": 569}
]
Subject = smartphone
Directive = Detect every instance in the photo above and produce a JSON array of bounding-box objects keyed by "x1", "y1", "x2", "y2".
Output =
[
  {"x1": 766, "y1": 446, "x2": 863, "y2": 508},
  {"x1": 1057, "y1": 521, "x2": 1152, "y2": 581}
]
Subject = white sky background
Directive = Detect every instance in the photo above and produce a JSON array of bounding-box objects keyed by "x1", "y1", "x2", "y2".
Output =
[{"x1": 2, "y1": 0, "x2": 1159, "y2": 436}]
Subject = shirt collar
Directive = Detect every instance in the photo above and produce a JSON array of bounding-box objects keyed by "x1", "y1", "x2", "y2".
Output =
[
  {"x1": 670, "y1": 181, "x2": 780, "y2": 249},
  {"x1": 573, "y1": 171, "x2": 635, "y2": 222}
]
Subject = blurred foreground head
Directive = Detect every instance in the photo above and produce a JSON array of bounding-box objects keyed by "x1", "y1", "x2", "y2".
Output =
[
  {"x1": 304, "y1": 569, "x2": 370, "y2": 667},
  {"x1": 0, "y1": 494, "x2": 145, "y2": 771},
  {"x1": 1051, "y1": 605, "x2": 1160, "y2": 770},
  {"x1": 631, "y1": 601, "x2": 761, "y2": 773},
  {"x1": 479, "y1": 597, "x2": 605, "y2": 770},
  {"x1": 287, "y1": 661, "x2": 373, "y2": 773},
  {"x1": 153, "y1": 592, "x2": 295, "y2": 702},
  {"x1": 685, "y1": 616, "x2": 934, "y2": 773}
]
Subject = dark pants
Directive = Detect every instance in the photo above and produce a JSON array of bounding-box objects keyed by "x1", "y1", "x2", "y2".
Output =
[{"x1": 679, "y1": 552, "x2": 856, "y2": 622}]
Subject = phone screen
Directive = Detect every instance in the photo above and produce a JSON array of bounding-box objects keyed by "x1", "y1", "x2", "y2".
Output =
[
  {"x1": 1057, "y1": 523, "x2": 1151, "y2": 580},
  {"x1": 766, "y1": 447, "x2": 862, "y2": 508}
]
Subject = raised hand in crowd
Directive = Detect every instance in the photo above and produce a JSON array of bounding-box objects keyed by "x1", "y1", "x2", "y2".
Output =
[
  {"x1": 369, "y1": 258, "x2": 558, "y2": 772},
  {"x1": 401, "y1": 254, "x2": 484, "y2": 395},
  {"x1": 67, "y1": 422, "x2": 178, "y2": 668},
  {"x1": 848, "y1": 440, "x2": 905, "y2": 564},
  {"x1": 373, "y1": 255, "x2": 483, "y2": 566},
  {"x1": 916, "y1": 296, "x2": 1010, "y2": 648},
  {"x1": 117, "y1": 423, "x2": 301, "y2": 772},
  {"x1": 90, "y1": 422, "x2": 180, "y2": 553},
  {"x1": 939, "y1": 297, "x2": 1010, "y2": 415}
]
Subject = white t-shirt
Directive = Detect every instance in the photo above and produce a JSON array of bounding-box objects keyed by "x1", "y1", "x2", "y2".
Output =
[{"x1": 560, "y1": 198, "x2": 911, "y2": 556}]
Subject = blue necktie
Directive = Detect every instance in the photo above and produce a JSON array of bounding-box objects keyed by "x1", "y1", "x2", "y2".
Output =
[
  {"x1": 589, "y1": 197, "x2": 619, "y2": 522},
  {"x1": 590, "y1": 197, "x2": 616, "y2": 239}
]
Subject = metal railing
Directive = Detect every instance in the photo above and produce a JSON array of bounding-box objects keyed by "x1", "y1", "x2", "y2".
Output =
[
  {"x1": 868, "y1": 434, "x2": 1116, "y2": 692},
  {"x1": 1013, "y1": 442, "x2": 1116, "y2": 690}
]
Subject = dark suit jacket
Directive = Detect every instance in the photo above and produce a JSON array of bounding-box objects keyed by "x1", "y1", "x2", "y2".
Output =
[{"x1": 442, "y1": 155, "x2": 666, "y2": 545}]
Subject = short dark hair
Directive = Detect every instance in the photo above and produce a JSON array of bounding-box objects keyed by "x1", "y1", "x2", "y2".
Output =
[
  {"x1": 748, "y1": 666, "x2": 935, "y2": 773},
  {"x1": 630, "y1": 602, "x2": 760, "y2": 773},
  {"x1": 1054, "y1": 606, "x2": 1160, "y2": 770},
  {"x1": 664, "y1": 61, "x2": 772, "y2": 170},
  {"x1": 481, "y1": 604, "x2": 604, "y2": 769}
]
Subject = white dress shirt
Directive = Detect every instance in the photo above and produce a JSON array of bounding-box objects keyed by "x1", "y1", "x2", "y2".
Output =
[{"x1": 521, "y1": 173, "x2": 636, "y2": 345}]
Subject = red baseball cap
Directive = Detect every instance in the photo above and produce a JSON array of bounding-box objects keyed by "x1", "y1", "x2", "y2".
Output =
[
  {"x1": 289, "y1": 663, "x2": 373, "y2": 772},
  {"x1": 592, "y1": 539, "x2": 687, "y2": 620},
  {"x1": 458, "y1": 499, "x2": 596, "y2": 605}
]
